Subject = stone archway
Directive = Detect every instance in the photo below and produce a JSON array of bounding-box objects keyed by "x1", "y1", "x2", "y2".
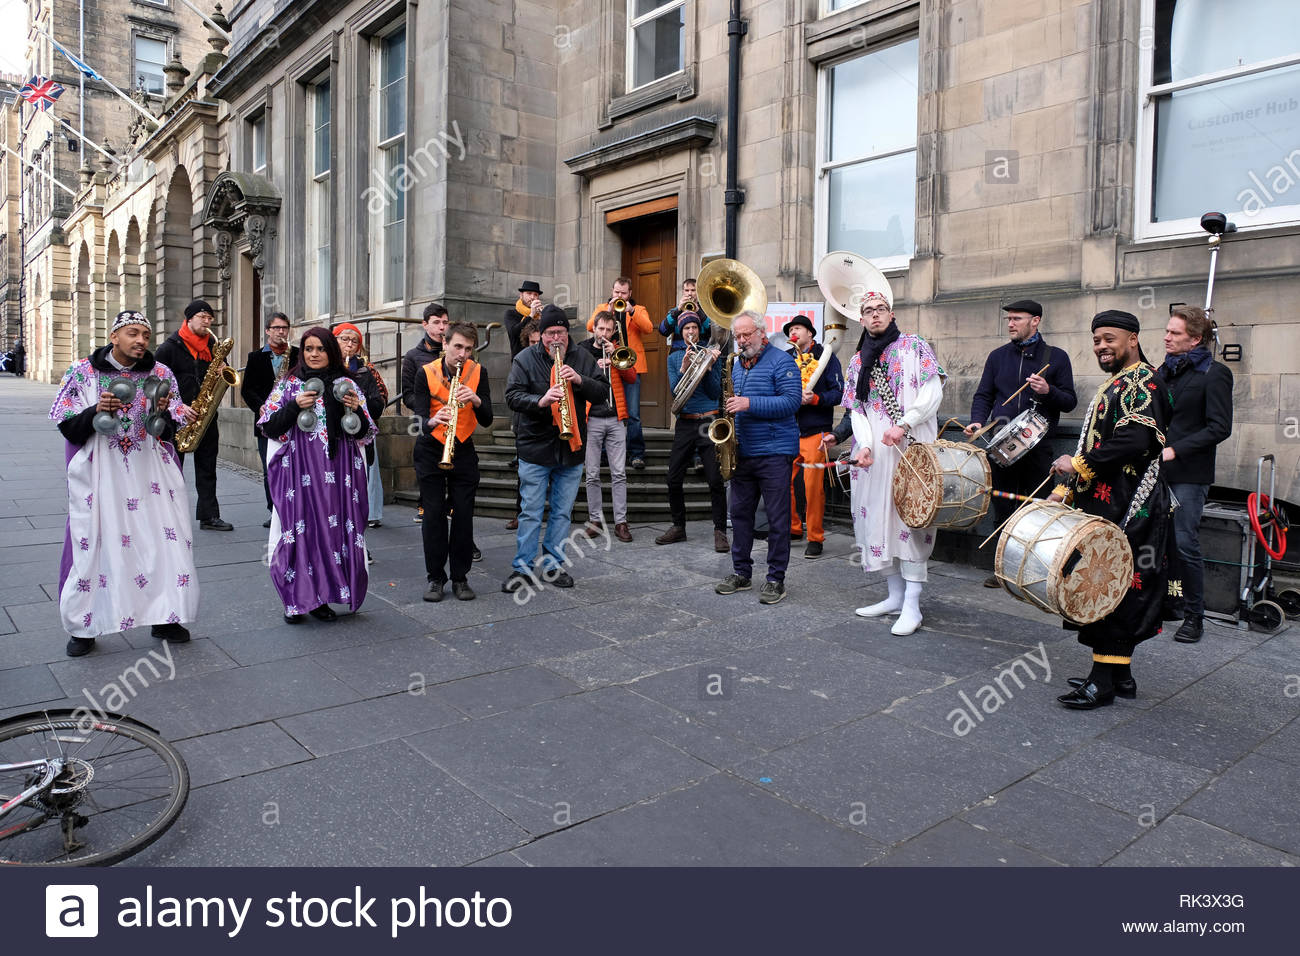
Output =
[
  {"x1": 202, "y1": 171, "x2": 282, "y2": 349},
  {"x1": 74, "y1": 243, "x2": 91, "y2": 359},
  {"x1": 124, "y1": 219, "x2": 143, "y2": 315},
  {"x1": 105, "y1": 231, "x2": 122, "y2": 328},
  {"x1": 162, "y1": 166, "x2": 195, "y2": 330}
]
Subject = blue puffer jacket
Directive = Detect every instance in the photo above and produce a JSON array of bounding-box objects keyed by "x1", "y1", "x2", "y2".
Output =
[
  {"x1": 730, "y1": 344, "x2": 802, "y2": 457},
  {"x1": 668, "y1": 347, "x2": 721, "y2": 415}
]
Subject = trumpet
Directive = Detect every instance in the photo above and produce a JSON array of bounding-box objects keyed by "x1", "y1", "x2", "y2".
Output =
[
  {"x1": 608, "y1": 297, "x2": 637, "y2": 370},
  {"x1": 552, "y1": 344, "x2": 577, "y2": 443},
  {"x1": 439, "y1": 360, "x2": 463, "y2": 471}
]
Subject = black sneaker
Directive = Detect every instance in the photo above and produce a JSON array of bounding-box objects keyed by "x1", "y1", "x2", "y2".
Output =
[
  {"x1": 472, "y1": 546, "x2": 483, "y2": 562},
  {"x1": 452, "y1": 581, "x2": 476, "y2": 601},
  {"x1": 630, "y1": 457, "x2": 646, "y2": 470},
  {"x1": 424, "y1": 579, "x2": 447, "y2": 602},
  {"x1": 150, "y1": 622, "x2": 191, "y2": 643},
  {"x1": 200, "y1": 518, "x2": 233, "y2": 531},
  {"x1": 262, "y1": 517, "x2": 272, "y2": 528},
  {"x1": 543, "y1": 568, "x2": 575, "y2": 588},
  {"x1": 759, "y1": 581, "x2": 786, "y2": 605},
  {"x1": 65, "y1": 636, "x2": 95, "y2": 657},
  {"x1": 804, "y1": 541, "x2": 823, "y2": 559},
  {"x1": 715, "y1": 574, "x2": 752, "y2": 595},
  {"x1": 502, "y1": 570, "x2": 538, "y2": 593}
]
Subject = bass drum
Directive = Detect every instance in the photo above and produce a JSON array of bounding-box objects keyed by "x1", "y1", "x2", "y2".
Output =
[
  {"x1": 995, "y1": 500, "x2": 1132, "y2": 625},
  {"x1": 891, "y1": 439, "x2": 991, "y2": 531}
]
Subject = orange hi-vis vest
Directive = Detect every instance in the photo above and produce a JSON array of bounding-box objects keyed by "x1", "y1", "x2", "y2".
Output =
[{"x1": 424, "y1": 357, "x2": 482, "y2": 445}]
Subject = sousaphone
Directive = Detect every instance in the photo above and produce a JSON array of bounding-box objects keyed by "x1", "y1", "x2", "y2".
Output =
[
  {"x1": 812, "y1": 250, "x2": 892, "y2": 390},
  {"x1": 670, "y1": 258, "x2": 769, "y2": 414}
]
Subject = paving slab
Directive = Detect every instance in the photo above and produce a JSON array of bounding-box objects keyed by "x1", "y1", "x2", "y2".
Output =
[
  {"x1": 1179, "y1": 754, "x2": 1300, "y2": 856},
  {"x1": 873, "y1": 819, "x2": 1063, "y2": 866},
  {"x1": 1106, "y1": 813, "x2": 1300, "y2": 867}
]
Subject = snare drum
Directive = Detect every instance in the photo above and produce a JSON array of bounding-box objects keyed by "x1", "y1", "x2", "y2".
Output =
[
  {"x1": 994, "y1": 500, "x2": 1132, "y2": 625},
  {"x1": 986, "y1": 407, "x2": 1050, "y2": 467},
  {"x1": 891, "y1": 439, "x2": 991, "y2": 531}
]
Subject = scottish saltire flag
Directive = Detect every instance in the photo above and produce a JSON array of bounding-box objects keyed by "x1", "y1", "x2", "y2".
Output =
[
  {"x1": 19, "y1": 76, "x2": 65, "y2": 112},
  {"x1": 49, "y1": 36, "x2": 104, "y2": 83}
]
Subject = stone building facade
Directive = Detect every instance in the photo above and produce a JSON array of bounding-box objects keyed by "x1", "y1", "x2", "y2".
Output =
[{"x1": 19, "y1": 0, "x2": 1300, "y2": 509}]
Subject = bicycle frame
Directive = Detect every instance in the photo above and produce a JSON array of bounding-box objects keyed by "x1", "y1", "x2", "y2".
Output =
[{"x1": 0, "y1": 758, "x2": 60, "y2": 837}]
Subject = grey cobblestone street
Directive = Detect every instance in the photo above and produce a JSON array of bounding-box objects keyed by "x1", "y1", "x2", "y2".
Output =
[{"x1": 3, "y1": 376, "x2": 1298, "y2": 866}]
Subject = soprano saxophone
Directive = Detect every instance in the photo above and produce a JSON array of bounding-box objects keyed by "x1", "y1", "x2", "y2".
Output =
[
  {"x1": 552, "y1": 344, "x2": 577, "y2": 442},
  {"x1": 175, "y1": 337, "x2": 239, "y2": 453},
  {"x1": 438, "y1": 360, "x2": 463, "y2": 471}
]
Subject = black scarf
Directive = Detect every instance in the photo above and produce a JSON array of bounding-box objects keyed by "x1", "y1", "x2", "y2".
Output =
[{"x1": 855, "y1": 320, "x2": 900, "y2": 405}]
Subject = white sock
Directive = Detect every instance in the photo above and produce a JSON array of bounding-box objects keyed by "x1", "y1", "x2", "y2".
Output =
[
  {"x1": 892, "y1": 581, "x2": 923, "y2": 635},
  {"x1": 856, "y1": 574, "x2": 904, "y2": 617}
]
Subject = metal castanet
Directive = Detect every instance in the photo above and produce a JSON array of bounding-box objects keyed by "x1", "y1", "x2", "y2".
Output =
[{"x1": 175, "y1": 337, "x2": 240, "y2": 453}]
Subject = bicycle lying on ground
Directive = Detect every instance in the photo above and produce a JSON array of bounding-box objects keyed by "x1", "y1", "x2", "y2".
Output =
[{"x1": 0, "y1": 709, "x2": 188, "y2": 865}]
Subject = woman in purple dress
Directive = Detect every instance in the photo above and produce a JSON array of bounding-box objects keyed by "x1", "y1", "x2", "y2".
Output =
[{"x1": 257, "y1": 327, "x2": 377, "y2": 623}]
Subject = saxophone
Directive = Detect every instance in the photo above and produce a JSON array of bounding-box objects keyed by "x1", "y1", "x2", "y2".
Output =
[
  {"x1": 175, "y1": 337, "x2": 240, "y2": 453},
  {"x1": 438, "y1": 360, "x2": 463, "y2": 471},
  {"x1": 552, "y1": 344, "x2": 577, "y2": 443},
  {"x1": 707, "y1": 351, "x2": 737, "y2": 480}
]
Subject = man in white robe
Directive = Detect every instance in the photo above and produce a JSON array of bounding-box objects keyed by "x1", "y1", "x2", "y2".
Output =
[
  {"x1": 827, "y1": 292, "x2": 945, "y2": 635},
  {"x1": 50, "y1": 311, "x2": 200, "y2": 657}
]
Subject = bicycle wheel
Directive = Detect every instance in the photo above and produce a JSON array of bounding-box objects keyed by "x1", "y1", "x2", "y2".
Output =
[{"x1": 0, "y1": 711, "x2": 188, "y2": 866}]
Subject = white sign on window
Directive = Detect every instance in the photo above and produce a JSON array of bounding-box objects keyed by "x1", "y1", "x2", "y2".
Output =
[{"x1": 762, "y1": 303, "x2": 825, "y2": 352}]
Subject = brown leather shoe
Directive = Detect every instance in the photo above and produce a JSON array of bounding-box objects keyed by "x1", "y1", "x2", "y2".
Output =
[
  {"x1": 505, "y1": 516, "x2": 519, "y2": 530},
  {"x1": 655, "y1": 525, "x2": 687, "y2": 545},
  {"x1": 584, "y1": 522, "x2": 603, "y2": 539},
  {"x1": 614, "y1": 522, "x2": 632, "y2": 542},
  {"x1": 714, "y1": 530, "x2": 729, "y2": 553}
]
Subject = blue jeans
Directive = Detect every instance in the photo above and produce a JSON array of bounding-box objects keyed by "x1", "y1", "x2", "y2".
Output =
[
  {"x1": 366, "y1": 450, "x2": 384, "y2": 523},
  {"x1": 513, "y1": 461, "x2": 584, "y2": 574},
  {"x1": 624, "y1": 376, "x2": 644, "y2": 459},
  {"x1": 1170, "y1": 482, "x2": 1209, "y2": 617}
]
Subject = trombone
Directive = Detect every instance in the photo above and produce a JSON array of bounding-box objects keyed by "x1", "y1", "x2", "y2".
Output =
[{"x1": 608, "y1": 298, "x2": 637, "y2": 370}]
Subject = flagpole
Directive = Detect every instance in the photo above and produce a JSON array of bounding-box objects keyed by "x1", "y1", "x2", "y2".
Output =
[
  {"x1": 4, "y1": 144, "x2": 78, "y2": 197},
  {"x1": 37, "y1": 25, "x2": 159, "y2": 128},
  {"x1": 6, "y1": 85, "x2": 121, "y2": 165}
]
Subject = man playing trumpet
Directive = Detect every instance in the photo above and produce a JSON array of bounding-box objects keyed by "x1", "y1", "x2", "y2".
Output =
[
  {"x1": 580, "y1": 310, "x2": 635, "y2": 543},
  {"x1": 588, "y1": 276, "x2": 653, "y2": 468},
  {"x1": 413, "y1": 322, "x2": 494, "y2": 602}
]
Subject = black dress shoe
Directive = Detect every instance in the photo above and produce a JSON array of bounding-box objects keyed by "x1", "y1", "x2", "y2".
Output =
[
  {"x1": 1068, "y1": 676, "x2": 1136, "y2": 699},
  {"x1": 284, "y1": 614, "x2": 305, "y2": 624},
  {"x1": 150, "y1": 622, "x2": 191, "y2": 643},
  {"x1": 262, "y1": 517, "x2": 272, "y2": 528},
  {"x1": 502, "y1": 570, "x2": 537, "y2": 593},
  {"x1": 1174, "y1": 616, "x2": 1203, "y2": 643},
  {"x1": 804, "y1": 541, "x2": 823, "y2": 559},
  {"x1": 200, "y1": 518, "x2": 234, "y2": 531},
  {"x1": 424, "y1": 580, "x2": 446, "y2": 602},
  {"x1": 308, "y1": 605, "x2": 338, "y2": 622},
  {"x1": 1057, "y1": 681, "x2": 1115, "y2": 709},
  {"x1": 452, "y1": 581, "x2": 476, "y2": 601},
  {"x1": 544, "y1": 569, "x2": 575, "y2": 588},
  {"x1": 66, "y1": 636, "x2": 95, "y2": 657}
]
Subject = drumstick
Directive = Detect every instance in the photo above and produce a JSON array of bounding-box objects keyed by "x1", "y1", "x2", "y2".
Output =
[
  {"x1": 990, "y1": 490, "x2": 1036, "y2": 502},
  {"x1": 1003, "y1": 363, "x2": 1051, "y2": 405},
  {"x1": 978, "y1": 473, "x2": 1056, "y2": 549}
]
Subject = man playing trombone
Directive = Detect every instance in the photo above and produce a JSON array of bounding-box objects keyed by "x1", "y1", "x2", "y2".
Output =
[
  {"x1": 658, "y1": 311, "x2": 729, "y2": 553},
  {"x1": 579, "y1": 310, "x2": 635, "y2": 543}
]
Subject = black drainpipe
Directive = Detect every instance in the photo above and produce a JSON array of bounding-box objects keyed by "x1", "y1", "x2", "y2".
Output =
[{"x1": 724, "y1": 0, "x2": 747, "y2": 259}]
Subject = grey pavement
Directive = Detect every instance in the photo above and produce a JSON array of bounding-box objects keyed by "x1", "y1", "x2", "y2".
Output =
[{"x1": 3, "y1": 375, "x2": 1298, "y2": 866}]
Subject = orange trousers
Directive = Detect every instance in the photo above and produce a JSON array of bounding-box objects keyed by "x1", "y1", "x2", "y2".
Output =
[{"x1": 790, "y1": 432, "x2": 827, "y2": 543}]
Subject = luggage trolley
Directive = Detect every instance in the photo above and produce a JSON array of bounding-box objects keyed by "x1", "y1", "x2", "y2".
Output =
[{"x1": 1203, "y1": 455, "x2": 1296, "y2": 632}]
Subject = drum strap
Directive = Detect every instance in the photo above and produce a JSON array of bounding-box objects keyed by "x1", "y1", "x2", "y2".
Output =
[{"x1": 870, "y1": 362, "x2": 904, "y2": 427}]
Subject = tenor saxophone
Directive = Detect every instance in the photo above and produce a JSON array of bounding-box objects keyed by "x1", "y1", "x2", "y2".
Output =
[
  {"x1": 175, "y1": 337, "x2": 239, "y2": 453},
  {"x1": 552, "y1": 344, "x2": 577, "y2": 442},
  {"x1": 708, "y1": 351, "x2": 737, "y2": 481},
  {"x1": 438, "y1": 360, "x2": 463, "y2": 471}
]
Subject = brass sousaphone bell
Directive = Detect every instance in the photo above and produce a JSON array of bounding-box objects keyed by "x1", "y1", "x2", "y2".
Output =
[
  {"x1": 608, "y1": 298, "x2": 637, "y2": 371},
  {"x1": 812, "y1": 250, "x2": 892, "y2": 390},
  {"x1": 693, "y1": 258, "x2": 769, "y2": 479}
]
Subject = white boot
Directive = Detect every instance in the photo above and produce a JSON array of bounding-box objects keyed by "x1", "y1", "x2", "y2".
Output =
[
  {"x1": 891, "y1": 581, "x2": 923, "y2": 635},
  {"x1": 856, "y1": 574, "x2": 904, "y2": 618}
]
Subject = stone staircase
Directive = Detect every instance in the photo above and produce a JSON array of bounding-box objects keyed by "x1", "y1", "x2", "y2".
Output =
[{"x1": 388, "y1": 423, "x2": 722, "y2": 521}]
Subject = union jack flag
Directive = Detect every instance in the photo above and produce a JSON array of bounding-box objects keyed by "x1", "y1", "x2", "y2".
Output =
[{"x1": 19, "y1": 76, "x2": 65, "y2": 112}]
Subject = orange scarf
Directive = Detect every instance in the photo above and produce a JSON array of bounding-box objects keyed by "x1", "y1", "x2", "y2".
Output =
[
  {"x1": 550, "y1": 355, "x2": 583, "y2": 452},
  {"x1": 178, "y1": 322, "x2": 212, "y2": 362},
  {"x1": 516, "y1": 299, "x2": 534, "y2": 318}
]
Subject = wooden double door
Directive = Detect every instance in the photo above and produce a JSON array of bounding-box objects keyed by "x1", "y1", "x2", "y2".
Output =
[{"x1": 617, "y1": 211, "x2": 677, "y2": 431}]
